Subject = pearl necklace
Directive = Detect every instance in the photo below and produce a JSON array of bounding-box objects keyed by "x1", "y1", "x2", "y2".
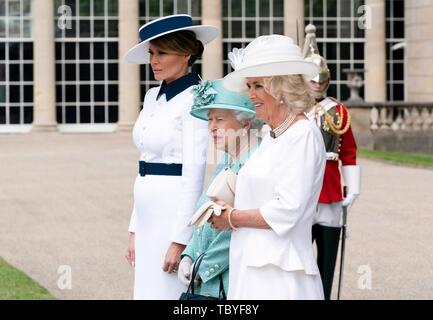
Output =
[{"x1": 270, "y1": 114, "x2": 296, "y2": 139}]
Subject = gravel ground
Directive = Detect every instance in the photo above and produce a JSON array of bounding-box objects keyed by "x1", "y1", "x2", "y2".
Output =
[{"x1": 1, "y1": 132, "x2": 432, "y2": 299}]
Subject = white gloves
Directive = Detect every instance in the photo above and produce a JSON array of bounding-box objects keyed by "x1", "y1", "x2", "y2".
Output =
[
  {"x1": 178, "y1": 256, "x2": 201, "y2": 288},
  {"x1": 178, "y1": 256, "x2": 193, "y2": 286},
  {"x1": 342, "y1": 165, "x2": 361, "y2": 208}
]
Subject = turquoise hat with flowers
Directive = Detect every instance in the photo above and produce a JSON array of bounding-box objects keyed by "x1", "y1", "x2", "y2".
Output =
[{"x1": 190, "y1": 79, "x2": 255, "y2": 121}]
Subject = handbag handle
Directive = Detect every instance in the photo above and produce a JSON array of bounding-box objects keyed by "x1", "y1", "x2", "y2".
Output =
[{"x1": 187, "y1": 253, "x2": 226, "y2": 299}]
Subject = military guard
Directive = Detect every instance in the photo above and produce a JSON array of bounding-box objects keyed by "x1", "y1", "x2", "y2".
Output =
[{"x1": 303, "y1": 24, "x2": 361, "y2": 300}]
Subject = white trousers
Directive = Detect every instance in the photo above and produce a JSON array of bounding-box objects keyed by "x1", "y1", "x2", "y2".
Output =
[{"x1": 313, "y1": 201, "x2": 343, "y2": 227}]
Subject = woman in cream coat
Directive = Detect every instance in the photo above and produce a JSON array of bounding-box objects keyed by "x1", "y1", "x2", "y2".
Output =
[{"x1": 210, "y1": 35, "x2": 326, "y2": 300}]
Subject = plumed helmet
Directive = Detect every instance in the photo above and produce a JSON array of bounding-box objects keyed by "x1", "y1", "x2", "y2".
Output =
[{"x1": 303, "y1": 24, "x2": 330, "y2": 83}]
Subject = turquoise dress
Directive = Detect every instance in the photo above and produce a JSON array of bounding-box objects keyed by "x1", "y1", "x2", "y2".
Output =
[{"x1": 182, "y1": 147, "x2": 257, "y2": 298}]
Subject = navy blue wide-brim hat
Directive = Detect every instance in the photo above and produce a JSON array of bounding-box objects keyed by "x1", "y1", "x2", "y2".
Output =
[{"x1": 124, "y1": 14, "x2": 219, "y2": 64}]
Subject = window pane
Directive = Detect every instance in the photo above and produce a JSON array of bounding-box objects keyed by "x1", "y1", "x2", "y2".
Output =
[
  {"x1": 0, "y1": 85, "x2": 5, "y2": 102},
  {"x1": 327, "y1": 0, "x2": 337, "y2": 17},
  {"x1": 80, "y1": 20, "x2": 91, "y2": 37},
  {"x1": 23, "y1": 43, "x2": 32, "y2": 60},
  {"x1": 80, "y1": 64, "x2": 90, "y2": 80},
  {"x1": 65, "y1": 85, "x2": 76, "y2": 101},
  {"x1": 24, "y1": 85, "x2": 33, "y2": 102},
  {"x1": 274, "y1": 21, "x2": 284, "y2": 35},
  {"x1": 108, "y1": 19, "x2": 118, "y2": 37},
  {"x1": 107, "y1": 0, "x2": 118, "y2": 16},
  {"x1": 9, "y1": 43, "x2": 20, "y2": 60},
  {"x1": 149, "y1": 0, "x2": 159, "y2": 16},
  {"x1": 107, "y1": 42, "x2": 117, "y2": 59},
  {"x1": 0, "y1": 43, "x2": 4, "y2": 59},
  {"x1": 80, "y1": 0, "x2": 90, "y2": 16},
  {"x1": 163, "y1": 0, "x2": 174, "y2": 16},
  {"x1": 94, "y1": 0, "x2": 105, "y2": 16},
  {"x1": 94, "y1": 63, "x2": 105, "y2": 80},
  {"x1": 65, "y1": 106, "x2": 77, "y2": 123},
  {"x1": 24, "y1": 63, "x2": 33, "y2": 81},
  {"x1": 24, "y1": 106, "x2": 32, "y2": 123},
  {"x1": 108, "y1": 63, "x2": 118, "y2": 80},
  {"x1": 80, "y1": 85, "x2": 90, "y2": 102},
  {"x1": 94, "y1": 84, "x2": 105, "y2": 101},
  {"x1": 94, "y1": 20, "x2": 105, "y2": 37},
  {"x1": 0, "y1": 20, "x2": 5, "y2": 37},
  {"x1": 259, "y1": 0, "x2": 269, "y2": 17},
  {"x1": 64, "y1": 42, "x2": 75, "y2": 60},
  {"x1": 341, "y1": 20, "x2": 351, "y2": 38},
  {"x1": 0, "y1": 1, "x2": 5, "y2": 16},
  {"x1": 8, "y1": 1, "x2": 21, "y2": 16},
  {"x1": 94, "y1": 106, "x2": 105, "y2": 123},
  {"x1": 245, "y1": 0, "x2": 255, "y2": 17},
  {"x1": 94, "y1": 43, "x2": 105, "y2": 59},
  {"x1": 65, "y1": 63, "x2": 76, "y2": 81},
  {"x1": 10, "y1": 107, "x2": 21, "y2": 124},
  {"x1": 246, "y1": 21, "x2": 255, "y2": 38},
  {"x1": 10, "y1": 85, "x2": 20, "y2": 102},
  {"x1": 108, "y1": 105, "x2": 118, "y2": 122},
  {"x1": 23, "y1": 20, "x2": 31, "y2": 37},
  {"x1": 10, "y1": 64, "x2": 20, "y2": 81},
  {"x1": 273, "y1": 0, "x2": 284, "y2": 18},
  {"x1": 9, "y1": 19, "x2": 21, "y2": 37},
  {"x1": 0, "y1": 64, "x2": 5, "y2": 81},
  {"x1": 191, "y1": 0, "x2": 200, "y2": 17},
  {"x1": 80, "y1": 106, "x2": 91, "y2": 123},
  {"x1": 80, "y1": 43, "x2": 90, "y2": 59},
  {"x1": 340, "y1": 43, "x2": 350, "y2": 60},
  {"x1": 108, "y1": 84, "x2": 117, "y2": 101},
  {"x1": 232, "y1": 21, "x2": 242, "y2": 37},
  {"x1": 232, "y1": 0, "x2": 242, "y2": 17}
]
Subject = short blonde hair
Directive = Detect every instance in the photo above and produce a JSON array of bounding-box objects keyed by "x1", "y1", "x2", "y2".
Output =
[{"x1": 263, "y1": 75, "x2": 314, "y2": 115}]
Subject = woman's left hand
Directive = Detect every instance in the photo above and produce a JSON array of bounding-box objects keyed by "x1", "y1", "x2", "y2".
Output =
[
  {"x1": 208, "y1": 200, "x2": 232, "y2": 231},
  {"x1": 163, "y1": 242, "x2": 186, "y2": 273}
]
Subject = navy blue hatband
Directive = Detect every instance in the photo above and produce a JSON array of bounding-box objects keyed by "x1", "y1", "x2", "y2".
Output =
[{"x1": 139, "y1": 15, "x2": 193, "y2": 42}]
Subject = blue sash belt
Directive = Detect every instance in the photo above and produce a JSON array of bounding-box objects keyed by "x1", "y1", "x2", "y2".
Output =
[{"x1": 139, "y1": 161, "x2": 183, "y2": 177}]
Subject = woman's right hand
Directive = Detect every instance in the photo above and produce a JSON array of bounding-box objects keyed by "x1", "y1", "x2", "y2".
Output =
[
  {"x1": 178, "y1": 256, "x2": 193, "y2": 285},
  {"x1": 125, "y1": 232, "x2": 135, "y2": 267}
]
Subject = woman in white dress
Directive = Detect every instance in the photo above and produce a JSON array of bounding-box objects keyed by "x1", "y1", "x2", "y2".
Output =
[
  {"x1": 123, "y1": 15, "x2": 218, "y2": 299},
  {"x1": 210, "y1": 35, "x2": 327, "y2": 299}
]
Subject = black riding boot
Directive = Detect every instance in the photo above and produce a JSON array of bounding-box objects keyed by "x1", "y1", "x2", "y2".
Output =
[{"x1": 312, "y1": 224, "x2": 341, "y2": 300}]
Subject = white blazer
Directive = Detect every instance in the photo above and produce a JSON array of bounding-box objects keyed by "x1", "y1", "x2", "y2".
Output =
[{"x1": 231, "y1": 119, "x2": 326, "y2": 275}]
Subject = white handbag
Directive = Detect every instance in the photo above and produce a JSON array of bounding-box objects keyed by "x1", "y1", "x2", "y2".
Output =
[
  {"x1": 189, "y1": 167, "x2": 237, "y2": 228},
  {"x1": 206, "y1": 167, "x2": 237, "y2": 206}
]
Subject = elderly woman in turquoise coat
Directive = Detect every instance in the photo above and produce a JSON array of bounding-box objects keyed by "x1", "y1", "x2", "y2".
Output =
[{"x1": 177, "y1": 79, "x2": 260, "y2": 298}]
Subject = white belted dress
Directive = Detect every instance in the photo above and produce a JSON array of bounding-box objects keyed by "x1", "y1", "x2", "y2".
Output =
[{"x1": 128, "y1": 76, "x2": 208, "y2": 299}]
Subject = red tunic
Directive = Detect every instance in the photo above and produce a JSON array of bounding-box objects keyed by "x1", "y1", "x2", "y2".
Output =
[{"x1": 319, "y1": 104, "x2": 357, "y2": 203}]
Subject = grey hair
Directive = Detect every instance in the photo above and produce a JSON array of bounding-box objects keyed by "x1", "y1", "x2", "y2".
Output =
[
  {"x1": 263, "y1": 75, "x2": 315, "y2": 115},
  {"x1": 232, "y1": 110, "x2": 262, "y2": 130}
]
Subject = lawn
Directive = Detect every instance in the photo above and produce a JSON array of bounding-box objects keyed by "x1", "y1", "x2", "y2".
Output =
[
  {"x1": 359, "y1": 149, "x2": 433, "y2": 169},
  {"x1": 0, "y1": 257, "x2": 55, "y2": 300}
]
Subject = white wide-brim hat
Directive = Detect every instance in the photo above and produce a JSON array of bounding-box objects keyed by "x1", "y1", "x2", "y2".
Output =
[
  {"x1": 222, "y1": 35, "x2": 320, "y2": 92},
  {"x1": 124, "y1": 14, "x2": 218, "y2": 64}
]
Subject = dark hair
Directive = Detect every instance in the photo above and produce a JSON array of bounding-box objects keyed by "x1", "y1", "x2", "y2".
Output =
[{"x1": 150, "y1": 30, "x2": 204, "y2": 66}]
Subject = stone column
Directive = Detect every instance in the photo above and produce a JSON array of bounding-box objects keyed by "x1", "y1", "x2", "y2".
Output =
[
  {"x1": 32, "y1": 0, "x2": 57, "y2": 131},
  {"x1": 364, "y1": 0, "x2": 386, "y2": 102},
  {"x1": 118, "y1": 0, "x2": 140, "y2": 131},
  {"x1": 284, "y1": 0, "x2": 304, "y2": 46},
  {"x1": 201, "y1": 0, "x2": 223, "y2": 80},
  {"x1": 405, "y1": 1, "x2": 433, "y2": 102}
]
